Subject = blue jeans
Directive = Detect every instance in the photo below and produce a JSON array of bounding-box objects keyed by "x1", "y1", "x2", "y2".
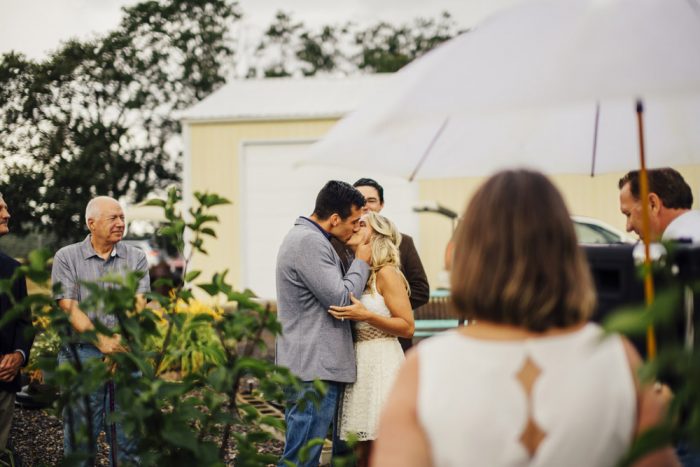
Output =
[
  {"x1": 677, "y1": 441, "x2": 700, "y2": 467},
  {"x1": 58, "y1": 344, "x2": 138, "y2": 466},
  {"x1": 279, "y1": 381, "x2": 342, "y2": 467}
]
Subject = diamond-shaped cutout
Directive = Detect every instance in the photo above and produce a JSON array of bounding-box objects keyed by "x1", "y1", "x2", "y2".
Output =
[
  {"x1": 519, "y1": 417, "x2": 547, "y2": 458},
  {"x1": 516, "y1": 356, "x2": 541, "y2": 396},
  {"x1": 515, "y1": 355, "x2": 546, "y2": 457}
]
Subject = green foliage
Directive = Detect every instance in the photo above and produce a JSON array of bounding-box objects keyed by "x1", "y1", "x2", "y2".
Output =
[
  {"x1": 26, "y1": 310, "x2": 62, "y2": 379},
  {"x1": 354, "y1": 13, "x2": 462, "y2": 73},
  {"x1": 248, "y1": 11, "x2": 462, "y2": 77},
  {"x1": 148, "y1": 300, "x2": 227, "y2": 376},
  {"x1": 603, "y1": 246, "x2": 700, "y2": 465},
  {"x1": 604, "y1": 288, "x2": 681, "y2": 336},
  {"x1": 298, "y1": 438, "x2": 325, "y2": 464},
  {"x1": 0, "y1": 0, "x2": 241, "y2": 246},
  {"x1": 1, "y1": 1, "x2": 460, "y2": 247},
  {"x1": 3, "y1": 189, "x2": 316, "y2": 465}
]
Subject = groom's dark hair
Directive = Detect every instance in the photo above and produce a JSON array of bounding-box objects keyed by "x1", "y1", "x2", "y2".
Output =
[{"x1": 313, "y1": 180, "x2": 366, "y2": 220}]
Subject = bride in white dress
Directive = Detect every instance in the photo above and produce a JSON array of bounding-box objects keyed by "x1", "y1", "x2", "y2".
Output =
[{"x1": 328, "y1": 211, "x2": 415, "y2": 466}]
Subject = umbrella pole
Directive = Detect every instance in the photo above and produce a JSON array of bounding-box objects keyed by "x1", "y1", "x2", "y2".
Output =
[
  {"x1": 636, "y1": 99, "x2": 657, "y2": 359},
  {"x1": 409, "y1": 118, "x2": 449, "y2": 182},
  {"x1": 590, "y1": 102, "x2": 600, "y2": 177}
]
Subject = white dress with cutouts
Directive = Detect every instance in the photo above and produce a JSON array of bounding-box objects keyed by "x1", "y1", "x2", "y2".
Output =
[{"x1": 417, "y1": 323, "x2": 636, "y2": 466}]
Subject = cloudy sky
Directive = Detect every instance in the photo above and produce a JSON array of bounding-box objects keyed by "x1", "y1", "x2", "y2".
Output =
[{"x1": 1, "y1": 0, "x2": 524, "y2": 60}]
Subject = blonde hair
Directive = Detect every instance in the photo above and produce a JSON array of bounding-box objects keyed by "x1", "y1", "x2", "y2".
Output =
[
  {"x1": 364, "y1": 212, "x2": 410, "y2": 296},
  {"x1": 451, "y1": 170, "x2": 596, "y2": 332}
]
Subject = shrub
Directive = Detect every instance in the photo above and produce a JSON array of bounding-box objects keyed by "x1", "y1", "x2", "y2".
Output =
[{"x1": 1, "y1": 188, "x2": 305, "y2": 466}]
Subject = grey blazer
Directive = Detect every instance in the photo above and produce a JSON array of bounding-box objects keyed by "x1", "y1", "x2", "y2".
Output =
[{"x1": 275, "y1": 217, "x2": 370, "y2": 383}]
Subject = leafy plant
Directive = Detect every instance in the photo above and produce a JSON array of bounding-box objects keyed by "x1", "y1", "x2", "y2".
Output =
[
  {"x1": 25, "y1": 306, "x2": 61, "y2": 383},
  {"x1": 148, "y1": 299, "x2": 227, "y2": 376},
  {"x1": 2, "y1": 188, "x2": 309, "y2": 465},
  {"x1": 604, "y1": 244, "x2": 700, "y2": 465}
]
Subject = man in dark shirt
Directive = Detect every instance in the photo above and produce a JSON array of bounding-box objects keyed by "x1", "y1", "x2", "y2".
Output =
[
  {"x1": 0, "y1": 193, "x2": 33, "y2": 454},
  {"x1": 332, "y1": 178, "x2": 429, "y2": 351}
]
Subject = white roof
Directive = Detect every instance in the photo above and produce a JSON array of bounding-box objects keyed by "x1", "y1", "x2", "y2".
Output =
[{"x1": 178, "y1": 74, "x2": 393, "y2": 123}]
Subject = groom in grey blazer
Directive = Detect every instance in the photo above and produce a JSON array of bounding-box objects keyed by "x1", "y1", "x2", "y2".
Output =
[{"x1": 276, "y1": 180, "x2": 371, "y2": 466}]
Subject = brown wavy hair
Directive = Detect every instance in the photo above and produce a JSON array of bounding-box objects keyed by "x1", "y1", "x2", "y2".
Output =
[{"x1": 450, "y1": 170, "x2": 596, "y2": 332}]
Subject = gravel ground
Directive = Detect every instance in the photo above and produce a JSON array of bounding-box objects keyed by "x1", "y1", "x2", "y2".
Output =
[
  {"x1": 10, "y1": 406, "x2": 65, "y2": 466},
  {"x1": 10, "y1": 406, "x2": 135, "y2": 466},
  {"x1": 9, "y1": 405, "x2": 284, "y2": 466}
]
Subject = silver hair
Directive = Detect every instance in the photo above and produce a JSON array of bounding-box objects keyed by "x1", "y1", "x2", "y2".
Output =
[{"x1": 85, "y1": 196, "x2": 120, "y2": 227}]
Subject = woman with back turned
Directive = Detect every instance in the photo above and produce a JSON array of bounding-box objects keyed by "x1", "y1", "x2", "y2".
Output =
[{"x1": 372, "y1": 169, "x2": 678, "y2": 467}]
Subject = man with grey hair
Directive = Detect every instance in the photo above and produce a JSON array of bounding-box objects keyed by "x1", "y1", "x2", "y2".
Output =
[
  {"x1": 0, "y1": 192, "x2": 33, "y2": 463},
  {"x1": 51, "y1": 196, "x2": 150, "y2": 465}
]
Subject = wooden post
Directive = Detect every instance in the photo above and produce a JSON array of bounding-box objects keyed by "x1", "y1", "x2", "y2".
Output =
[{"x1": 636, "y1": 99, "x2": 657, "y2": 359}]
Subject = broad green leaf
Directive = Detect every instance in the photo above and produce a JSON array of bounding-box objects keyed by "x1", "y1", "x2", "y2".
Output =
[
  {"x1": 143, "y1": 199, "x2": 166, "y2": 207},
  {"x1": 184, "y1": 270, "x2": 201, "y2": 282}
]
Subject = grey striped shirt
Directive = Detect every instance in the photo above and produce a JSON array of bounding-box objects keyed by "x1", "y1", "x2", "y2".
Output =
[{"x1": 51, "y1": 235, "x2": 150, "y2": 328}]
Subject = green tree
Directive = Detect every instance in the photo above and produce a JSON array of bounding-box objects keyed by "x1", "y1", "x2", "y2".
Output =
[
  {"x1": 354, "y1": 13, "x2": 462, "y2": 73},
  {"x1": 0, "y1": 2, "x2": 459, "y2": 249},
  {"x1": 0, "y1": 0, "x2": 241, "y2": 246},
  {"x1": 247, "y1": 11, "x2": 461, "y2": 78},
  {"x1": 248, "y1": 12, "x2": 307, "y2": 78}
]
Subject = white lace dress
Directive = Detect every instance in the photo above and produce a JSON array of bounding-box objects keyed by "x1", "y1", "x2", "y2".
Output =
[{"x1": 340, "y1": 288, "x2": 405, "y2": 441}]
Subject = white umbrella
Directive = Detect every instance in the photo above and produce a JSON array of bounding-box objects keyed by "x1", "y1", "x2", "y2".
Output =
[
  {"x1": 303, "y1": 0, "x2": 700, "y2": 357},
  {"x1": 304, "y1": 0, "x2": 700, "y2": 180},
  {"x1": 308, "y1": 96, "x2": 700, "y2": 179}
]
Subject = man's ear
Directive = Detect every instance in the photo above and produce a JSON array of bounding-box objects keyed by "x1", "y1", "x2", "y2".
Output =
[
  {"x1": 329, "y1": 213, "x2": 340, "y2": 228},
  {"x1": 648, "y1": 192, "x2": 662, "y2": 214}
]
